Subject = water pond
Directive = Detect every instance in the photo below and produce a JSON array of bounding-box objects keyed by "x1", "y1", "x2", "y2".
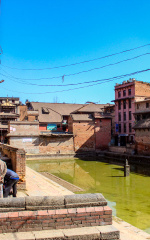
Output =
[{"x1": 27, "y1": 158, "x2": 150, "y2": 233}]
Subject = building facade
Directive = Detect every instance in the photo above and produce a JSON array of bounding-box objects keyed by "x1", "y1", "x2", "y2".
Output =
[
  {"x1": 114, "y1": 79, "x2": 150, "y2": 146},
  {"x1": 133, "y1": 97, "x2": 150, "y2": 155},
  {"x1": 0, "y1": 97, "x2": 20, "y2": 143}
]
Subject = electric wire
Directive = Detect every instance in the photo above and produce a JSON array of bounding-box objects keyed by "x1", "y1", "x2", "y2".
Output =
[
  {"x1": 1, "y1": 53, "x2": 149, "y2": 82},
  {"x1": 1, "y1": 68, "x2": 150, "y2": 94},
  {"x1": 1, "y1": 43, "x2": 150, "y2": 70}
]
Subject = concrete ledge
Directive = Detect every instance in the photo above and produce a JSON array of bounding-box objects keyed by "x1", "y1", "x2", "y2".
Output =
[
  {"x1": 0, "y1": 198, "x2": 25, "y2": 212},
  {"x1": 26, "y1": 195, "x2": 65, "y2": 210},
  {"x1": 65, "y1": 193, "x2": 107, "y2": 208},
  {"x1": 0, "y1": 226, "x2": 120, "y2": 240},
  {"x1": 0, "y1": 193, "x2": 107, "y2": 212}
]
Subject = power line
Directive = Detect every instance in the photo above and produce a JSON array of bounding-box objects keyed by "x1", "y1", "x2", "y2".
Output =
[
  {"x1": 1, "y1": 68, "x2": 150, "y2": 94},
  {"x1": 1, "y1": 43, "x2": 150, "y2": 71},
  {"x1": 1, "y1": 53, "x2": 150, "y2": 82}
]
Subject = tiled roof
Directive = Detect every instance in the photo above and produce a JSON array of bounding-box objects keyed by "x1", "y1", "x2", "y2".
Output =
[
  {"x1": 71, "y1": 114, "x2": 93, "y2": 121},
  {"x1": 29, "y1": 102, "x2": 111, "y2": 123},
  {"x1": 72, "y1": 103, "x2": 112, "y2": 113}
]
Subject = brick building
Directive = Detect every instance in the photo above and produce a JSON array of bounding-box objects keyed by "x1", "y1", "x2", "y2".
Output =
[
  {"x1": 114, "y1": 79, "x2": 150, "y2": 146},
  {"x1": 133, "y1": 97, "x2": 150, "y2": 155},
  {"x1": 0, "y1": 97, "x2": 20, "y2": 143},
  {"x1": 9, "y1": 102, "x2": 113, "y2": 153}
]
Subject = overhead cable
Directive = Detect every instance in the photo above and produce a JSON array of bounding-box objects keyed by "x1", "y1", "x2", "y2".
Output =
[
  {"x1": 1, "y1": 43, "x2": 150, "y2": 71},
  {"x1": 1, "y1": 68, "x2": 150, "y2": 94},
  {"x1": 1, "y1": 53, "x2": 150, "y2": 82}
]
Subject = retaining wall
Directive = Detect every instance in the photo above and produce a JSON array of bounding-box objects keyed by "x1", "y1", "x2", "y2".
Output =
[
  {"x1": 0, "y1": 144, "x2": 26, "y2": 189},
  {"x1": 0, "y1": 193, "x2": 114, "y2": 234}
]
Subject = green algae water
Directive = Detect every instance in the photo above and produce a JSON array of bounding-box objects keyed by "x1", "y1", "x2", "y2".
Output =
[{"x1": 27, "y1": 158, "x2": 150, "y2": 233}]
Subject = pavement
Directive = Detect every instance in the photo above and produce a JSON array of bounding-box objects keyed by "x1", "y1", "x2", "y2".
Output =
[{"x1": 15, "y1": 166, "x2": 150, "y2": 240}]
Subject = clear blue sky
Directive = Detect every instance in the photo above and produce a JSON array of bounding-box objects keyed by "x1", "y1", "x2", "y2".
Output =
[{"x1": 1, "y1": 0, "x2": 150, "y2": 104}]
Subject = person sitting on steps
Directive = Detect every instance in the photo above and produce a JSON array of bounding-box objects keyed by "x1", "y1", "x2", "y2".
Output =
[{"x1": 3, "y1": 169, "x2": 19, "y2": 198}]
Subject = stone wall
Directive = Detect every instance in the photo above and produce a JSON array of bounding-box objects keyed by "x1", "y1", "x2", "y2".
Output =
[
  {"x1": 39, "y1": 135, "x2": 74, "y2": 154},
  {"x1": 0, "y1": 194, "x2": 115, "y2": 234},
  {"x1": 8, "y1": 121, "x2": 39, "y2": 154},
  {"x1": 135, "y1": 129, "x2": 150, "y2": 155},
  {"x1": 1, "y1": 144, "x2": 26, "y2": 189}
]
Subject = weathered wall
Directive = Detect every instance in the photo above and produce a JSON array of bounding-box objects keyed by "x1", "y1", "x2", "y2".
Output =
[
  {"x1": 9, "y1": 137, "x2": 39, "y2": 154},
  {"x1": 8, "y1": 121, "x2": 39, "y2": 154},
  {"x1": 135, "y1": 129, "x2": 150, "y2": 155},
  {"x1": 135, "y1": 81, "x2": 150, "y2": 96},
  {"x1": 18, "y1": 105, "x2": 27, "y2": 121},
  {"x1": 8, "y1": 121, "x2": 39, "y2": 134},
  {"x1": 95, "y1": 119, "x2": 111, "y2": 150},
  {"x1": 28, "y1": 115, "x2": 36, "y2": 121},
  {"x1": 1, "y1": 144, "x2": 26, "y2": 189},
  {"x1": 0, "y1": 194, "x2": 113, "y2": 234},
  {"x1": 39, "y1": 136, "x2": 74, "y2": 154},
  {"x1": 72, "y1": 121, "x2": 95, "y2": 152}
]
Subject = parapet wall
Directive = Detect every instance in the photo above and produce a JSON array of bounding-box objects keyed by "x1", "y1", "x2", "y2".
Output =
[
  {"x1": 0, "y1": 193, "x2": 113, "y2": 234},
  {"x1": 0, "y1": 144, "x2": 26, "y2": 190}
]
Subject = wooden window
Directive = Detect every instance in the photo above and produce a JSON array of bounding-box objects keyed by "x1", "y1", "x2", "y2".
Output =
[
  {"x1": 124, "y1": 123, "x2": 126, "y2": 133},
  {"x1": 146, "y1": 102, "x2": 149, "y2": 108},
  {"x1": 118, "y1": 112, "x2": 121, "y2": 121},
  {"x1": 123, "y1": 100, "x2": 126, "y2": 109},
  {"x1": 123, "y1": 90, "x2": 126, "y2": 96},
  {"x1": 124, "y1": 112, "x2": 126, "y2": 121},
  {"x1": 118, "y1": 91, "x2": 121, "y2": 98},
  {"x1": 129, "y1": 111, "x2": 132, "y2": 120},
  {"x1": 129, "y1": 99, "x2": 131, "y2": 108},
  {"x1": 128, "y1": 89, "x2": 131, "y2": 95},
  {"x1": 118, "y1": 101, "x2": 121, "y2": 110}
]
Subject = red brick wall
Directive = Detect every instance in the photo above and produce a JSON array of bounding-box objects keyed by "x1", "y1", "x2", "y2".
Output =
[
  {"x1": 1, "y1": 145, "x2": 26, "y2": 189},
  {"x1": 95, "y1": 119, "x2": 111, "y2": 150},
  {"x1": 0, "y1": 206, "x2": 112, "y2": 233},
  {"x1": 73, "y1": 121, "x2": 95, "y2": 152},
  {"x1": 135, "y1": 129, "x2": 150, "y2": 155}
]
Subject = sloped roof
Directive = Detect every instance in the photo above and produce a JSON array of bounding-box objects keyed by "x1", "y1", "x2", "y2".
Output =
[
  {"x1": 71, "y1": 114, "x2": 93, "y2": 121},
  {"x1": 72, "y1": 103, "x2": 111, "y2": 113},
  {"x1": 29, "y1": 102, "x2": 112, "y2": 123},
  {"x1": 133, "y1": 119, "x2": 150, "y2": 129},
  {"x1": 38, "y1": 107, "x2": 62, "y2": 123},
  {"x1": 30, "y1": 102, "x2": 84, "y2": 116}
]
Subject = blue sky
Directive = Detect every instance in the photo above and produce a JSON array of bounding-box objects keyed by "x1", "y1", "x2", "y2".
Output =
[{"x1": 1, "y1": 0, "x2": 150, "y2": 104}]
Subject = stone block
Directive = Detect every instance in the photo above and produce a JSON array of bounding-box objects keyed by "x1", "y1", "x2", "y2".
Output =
[
  {"x1": 13, "y1": 231, "x2": 35, "y2": 240},
  {"x1": 25, "y1": 196, "x2": 65, "y2": 210},
  {"x1": 96, "y1": 225, "x2": 120, "y2": 239},
  {"x1": 62, "y1": 227, "x2": 100, "y2": 240},
  {"x1": 33, "y1": 229, "x2": 64, "y2": 240},
  {"x1": 64, "y1": 193, "x2": 107, "y2": 208},
  {"x1": 0, "y1": 197, "x2": 25, "y2": 212},
  {"x1": 0, "y1": 233, "x2": 16, "y2": 240}
]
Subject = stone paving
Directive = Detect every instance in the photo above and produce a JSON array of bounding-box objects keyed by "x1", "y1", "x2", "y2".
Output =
[{"x1": 16, "y1": 166, "x2": 150, "y2": 240}]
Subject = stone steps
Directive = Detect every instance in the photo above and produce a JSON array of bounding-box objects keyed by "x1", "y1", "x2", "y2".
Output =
[{"x1": 0, "y1": 225, "x2": 120, "y2": 240}]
